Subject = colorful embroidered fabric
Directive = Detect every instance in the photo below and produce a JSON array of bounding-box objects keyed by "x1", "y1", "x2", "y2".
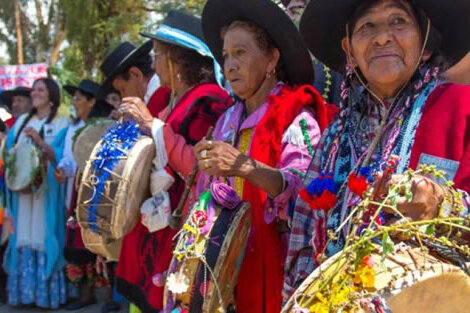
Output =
[{"x1": 283, "y1": 65, "x2": 442, "y2": 301}]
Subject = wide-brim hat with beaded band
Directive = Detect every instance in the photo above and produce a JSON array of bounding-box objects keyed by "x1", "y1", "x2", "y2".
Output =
[
  {"x1": 98, "y1": 40, "x2": 153, "y2": 98},
  {"x1": 300, "y1": 0, "x2": 470, "y2": 71},
  {"x1": 140, "y1": 10, "x2": 224, "y2": 86},
  {"x1": 202, "y1": 0, "x2": 314, "y2": 86}
]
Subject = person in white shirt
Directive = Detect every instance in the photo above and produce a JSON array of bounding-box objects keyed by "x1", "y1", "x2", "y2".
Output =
[{"x1": 54, "y1": 79, "x2": 113, "y2": 311}]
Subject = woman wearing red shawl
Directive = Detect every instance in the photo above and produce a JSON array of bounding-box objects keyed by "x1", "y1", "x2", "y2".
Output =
[
  {"x1": 285, "y1": 0, "x2": 470, "y2": 307},
  {"x1": 188, "y1": 0, "x2": 335, "y2": 312},
  {"x1": 113, "y1": 11, "x2": 231, "y2": 313}
]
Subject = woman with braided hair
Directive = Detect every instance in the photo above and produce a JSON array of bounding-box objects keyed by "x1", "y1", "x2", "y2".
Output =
[{"x1": 3, "y1": 78, "x2": 71, "y2": 309}]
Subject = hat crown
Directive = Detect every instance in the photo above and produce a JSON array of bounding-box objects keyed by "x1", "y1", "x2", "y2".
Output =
[
  {"x1": 77, "y1": 79, "x2": 100, "y2": 96},
  {"x1": 161, "y1": 10, "x2": 204, "y2": 42},
  {"x1": 100, "y1": 42, "x2": 137, "y2": 78}
]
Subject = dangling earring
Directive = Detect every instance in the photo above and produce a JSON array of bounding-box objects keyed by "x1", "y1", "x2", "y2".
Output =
[
  {"x1": 266, "y1": 67, "x2": 276, "y2": 79},
  {"x1": 177, "y1": 73, "x2": 182, "y2": 82}
]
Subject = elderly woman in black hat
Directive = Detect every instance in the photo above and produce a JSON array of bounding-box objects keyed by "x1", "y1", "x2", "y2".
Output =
[
  {"x1": 191, "y1": 0, "x2": 334, "y2": 312},
  {"x1": 285, "y1": 0, "x2": 470, "y2": 302}
]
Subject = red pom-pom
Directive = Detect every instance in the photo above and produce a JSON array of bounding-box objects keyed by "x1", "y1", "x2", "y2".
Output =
[
  {"x1": 348, "y1": 173, "x2": 369, "y2": 197},
  {"x1": 309, "y1": 190, "x2": 337, "y2": 211},
  {"x1": 299, "y1": 189, "x2": 311, "y2": 203}
]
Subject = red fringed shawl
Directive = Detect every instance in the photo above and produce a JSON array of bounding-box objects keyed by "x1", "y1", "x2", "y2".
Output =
[
  {"x1": 116, "y1": 84, "x2": 231, "y2": 313},
  {"x1": 236, "y1": 84, "x2": 332, "y2": 313}
]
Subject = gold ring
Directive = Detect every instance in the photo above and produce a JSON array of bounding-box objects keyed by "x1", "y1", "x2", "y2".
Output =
[
  {"x1": 207, "y1": 140, "x2": 213, "y2": 149},
  {"x1": 205, "y1": 160, "x2": 211, "y2": 169}
]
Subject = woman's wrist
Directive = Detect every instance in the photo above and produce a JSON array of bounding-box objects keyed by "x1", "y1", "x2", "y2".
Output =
[
  {"x1": 235, "y1": 155, "x2": 256, "y2": 178},
  {"x1": 140, "y1": 118, "x2": 154, "y2": 136}
]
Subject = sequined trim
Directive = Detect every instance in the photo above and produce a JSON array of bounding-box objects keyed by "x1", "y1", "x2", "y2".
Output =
[{"x1": 234, "y1": 128, "x2": 254, "y2": 197}]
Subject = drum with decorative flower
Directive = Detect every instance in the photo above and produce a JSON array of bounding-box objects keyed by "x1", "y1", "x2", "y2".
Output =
[
  {"x1": 72, "y1": 118, "x2": 115, "y2": 174},
  {"x1": 5, "y1": 141, "x2": 45, "y2": 193},
  {"x1": 283, "y1": 242, "x2": 470, "y2": 313},
  {"x1": 76, "y1": 121, "x2": 155, "y2": 260},
  {"x1": 164, "y1": 182, "x2": 251, "y2": 313}
]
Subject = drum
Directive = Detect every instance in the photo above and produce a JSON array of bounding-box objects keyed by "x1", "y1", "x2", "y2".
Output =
[
  {"x1": 5, "y1": 141, "x2": 44, "y2": 193},
  {"x1": 76, "y1": 121, "x2": 155, "y2": 260},
  {"x1": 283, "y1": 242, "x2": 470, "y2": 313},
  {"x1": 72, "y1": 118, "x2": 115, "y2": 174},
  {"x1": 164, "y1": 190, "x2": 251, "y2": 313}
]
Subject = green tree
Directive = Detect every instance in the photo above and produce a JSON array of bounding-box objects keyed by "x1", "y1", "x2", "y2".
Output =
[
  {"x1": 62, "y1": 0, "x2": 152, "y2": 79},
  {"x1": 0, "y1": 0, "x2": 66, "y2": 66}
]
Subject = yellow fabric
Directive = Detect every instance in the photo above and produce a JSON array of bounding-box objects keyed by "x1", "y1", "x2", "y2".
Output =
[
  {"x1": 129, "y1": 303, "x2": 142, "y2": 313},
  {"x1": 233, "y1": 128, "x2": 254, "y2": 198}
]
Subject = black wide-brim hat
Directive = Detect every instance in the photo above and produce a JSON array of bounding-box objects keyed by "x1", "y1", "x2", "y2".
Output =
[
  {"x1": 0, "y1": 86, "x2": 31, "y2": 107},
  {"x1": 300, "y1": 0, "x2": 470, "y2": 71},
  {"x1": 140, "y1": 10, "x2": 205, "y2": 50},
  {"x1": 64, "y1": 79, "x2": 100, "y2": 97},
  {"x1": 98, "y1": 41, "x2": 152, "y2": 97},
  {"x1": 202, "y1": 0, "x2": 314, "y2": 86}
]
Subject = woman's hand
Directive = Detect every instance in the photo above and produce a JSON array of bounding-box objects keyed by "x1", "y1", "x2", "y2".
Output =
[
  {"x1": 24, "y1": 127, "x2": 56, "y2": 163},
  {"x1": 118, "y1": 97, "x2": 153, "y2": 135},
  {"x1": 53, "y1": 168, "x2": 66, "y2": 184},
  {"x1": 377, "y1": 174, "x2": 443, "y2": 221},
  {"x1": 195, "y1": 139, "x2": 284, "y2": 196},
  {"x1": 194, "y1": 139, "x2": 250, "y2": 177},
  {"x1": 24, "y1": 127, "x2": 44, "y2": 147}
]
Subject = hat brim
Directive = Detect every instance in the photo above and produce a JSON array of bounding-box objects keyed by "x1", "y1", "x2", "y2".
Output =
[
  {"x1": 140, "y1": 31, "x2": 196, "y2": 53},
  {"x1": 97, "y1": 40, "x2": 153, "y2": 98},
  {"x1": 0, "y1": 89, "x2": 31, "y2": 107},
  {"x1": 202, "y1": 0, "x2": 314, "y2": 86},
  {"x1": 300, "y1": 0, "x2": 470, "y2": 71},
  {"x1": 63, "y1": 85, "x2": 78, "y2": 97}
]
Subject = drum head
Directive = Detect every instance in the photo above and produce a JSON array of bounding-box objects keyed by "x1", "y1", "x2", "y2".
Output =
[
  {"x1": 200, "y1": 202, "x2": 251, "y2": 313},
  {"x1": 164, "y1": 201, "x2": 251, "y2": 313},
  {"x1": 282, "y1": 244, "x2": 470, "y2": 313},
  {"x1": 5, "y1": 142, "x2": 41, "y2": 192},
  {"x1": 73, "y1": 119, "x2": 115, "y2": 173},
  {"x1": 81, "y1": 228, "x2": 122, "y2": 261}
]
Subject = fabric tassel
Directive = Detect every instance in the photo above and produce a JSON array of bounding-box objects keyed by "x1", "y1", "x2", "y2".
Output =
[
  {"x1": 347, "y1": 167, "x2": 373, "y2": 198},
  {"x1": 300, "y1": 172, "x2": 338, "y2": 212},
  {"x1": 282, "y1": 123, "x2": 304, "y2": 147}
]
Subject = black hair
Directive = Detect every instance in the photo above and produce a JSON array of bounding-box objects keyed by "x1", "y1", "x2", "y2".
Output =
[
  {"x1": 87, "y1": 100, "x2": 113, "y2": 119},
  {"x1": 14, "y1": 78, "x2": 61, "y2": 144},
  {"x1": 117, "y1": 54, "x2": 154, "y2": 81},
  {"x1": 76, "y1": 89, "x2": 94, "y2": 101}
]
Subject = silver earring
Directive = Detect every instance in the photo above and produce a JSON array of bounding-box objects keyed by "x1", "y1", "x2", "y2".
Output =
[{"x1": 177, "y1": 73, "x2": 182, "y2": 82}]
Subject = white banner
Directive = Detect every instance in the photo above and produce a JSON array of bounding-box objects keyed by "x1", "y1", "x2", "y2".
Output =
[{"x1": 0, "y1": 63, "x2": 48, "y2": 90}]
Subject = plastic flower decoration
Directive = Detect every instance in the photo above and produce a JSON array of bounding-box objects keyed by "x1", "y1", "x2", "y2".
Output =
[{"x1": 166, "y1": 272, "x2": 190, "y2": 294}]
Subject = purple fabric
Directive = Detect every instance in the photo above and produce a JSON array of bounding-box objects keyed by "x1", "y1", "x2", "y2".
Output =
[
  {"x1": 196, "y1": 101, "x2": 321, "y2": 224},
  {"x1": 210, "y1": 180, "x2": 241, "y2": 210}
]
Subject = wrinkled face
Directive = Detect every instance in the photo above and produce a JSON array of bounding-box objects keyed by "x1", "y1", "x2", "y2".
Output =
[
  {"x1": 222, "y1": 26, "x2": 274, "y2": 100},
  {"x1": 152, "y1": 41, "x2": 172, "y2": 88},
  {"x1": 344, "y1": 0, "x2": 426, "y2": 97},
  {"x1": 11, "y1": 95, "x2": 31, "y2": 117},
  {"x1": 73, "y1": 90, "x2": 95, "y2": 120},
  {"x1": 106, "y1": 91, "x2": 121, "y2": 109},
  {"x1": 31, "y1": 80, "x2": 50, "y2": 110}
]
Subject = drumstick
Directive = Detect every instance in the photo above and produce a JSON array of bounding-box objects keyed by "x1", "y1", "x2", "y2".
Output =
[{"x1": 168, "y1": 126, "x2": 214, "y2": 230}]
